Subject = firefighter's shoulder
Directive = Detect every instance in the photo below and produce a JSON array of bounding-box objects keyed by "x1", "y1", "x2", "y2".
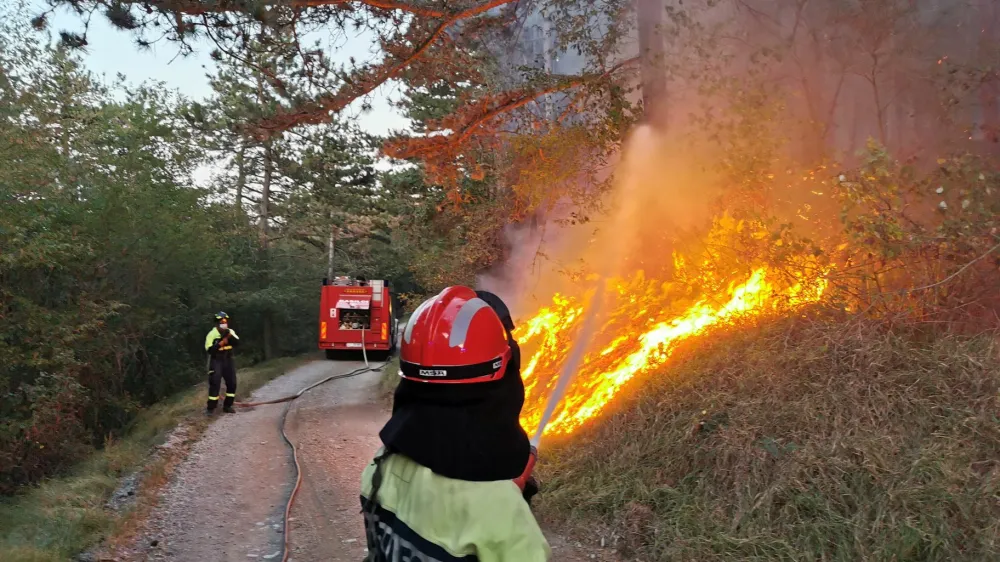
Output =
[
  {"x1": 362, "y1": 453, "x2": 550, "y2": 561},
  {"x1": 204, "y1": 328, "x2": 220, "y2": 348}
]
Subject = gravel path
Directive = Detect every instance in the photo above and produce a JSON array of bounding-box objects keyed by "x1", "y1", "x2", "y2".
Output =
[
  {"x1": 116, "y1": 357, "x2": 615, "y2": 562},
  {"x1": 119, "y1": 359, "x2": 369, "y2": 561},
  {"x1": 280, "y1": 366, "x2": 385, "y2": 561}
]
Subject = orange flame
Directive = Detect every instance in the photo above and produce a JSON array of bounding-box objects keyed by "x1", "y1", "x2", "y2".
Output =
[{"x1": 515, "y1": 246, "x2": 830, "y2": 438}]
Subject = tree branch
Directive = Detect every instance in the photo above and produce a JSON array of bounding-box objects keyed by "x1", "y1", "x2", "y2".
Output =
[
  {"x1": 904, "y1": 240, "x2": 1000, "y2": 294},
  {"x1": 113, "y1": 0, "x2": 456, "y2": 19},
  {"x1": 389, "y1": 55, "x2": 640, "y2": 158},
  {"x1": 253, "y1": 0, "x2": 519, "y2": 134},
  {"x1": 292, "y1": 232, "x2": 327, "y2": 249}
]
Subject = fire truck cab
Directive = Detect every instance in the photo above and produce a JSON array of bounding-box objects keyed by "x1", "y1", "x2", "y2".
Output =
[{"x1": 319, "y1": 276, "x2": 400, "y2": 359}]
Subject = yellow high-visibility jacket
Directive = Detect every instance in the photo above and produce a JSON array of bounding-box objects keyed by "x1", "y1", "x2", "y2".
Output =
[
  {"x1": 205, "y1": 327, "x2": 239, "y2": 355},
  {"x1": 361, "y1": 451, "x2": 550, "y2": 562}
]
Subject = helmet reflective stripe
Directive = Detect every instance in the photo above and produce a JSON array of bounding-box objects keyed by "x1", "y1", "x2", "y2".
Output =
[
  {"x1": 448, "y1": 298, "x2": 490, "y2": 348},
  {"x1": 403, "y1": 293, "x2": 438, "y2": 345}
]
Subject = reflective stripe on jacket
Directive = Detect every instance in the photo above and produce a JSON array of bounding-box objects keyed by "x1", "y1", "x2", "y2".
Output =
[{"x1": 361, "y1": 452, "x2": 550, "y2": 562}]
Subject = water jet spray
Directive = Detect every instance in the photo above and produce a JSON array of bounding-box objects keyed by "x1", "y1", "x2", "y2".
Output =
[
  {"x1": 529, "y1": 281, "x2": 606, "y2": 449},
  {"x1": 526, "y1": 124, "x2": 655, "y2": 446}
]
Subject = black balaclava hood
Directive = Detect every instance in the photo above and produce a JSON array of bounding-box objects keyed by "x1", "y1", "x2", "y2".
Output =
[
  {"x1": 379, "y1": 293, "x2": 529, "y2": 481},
  {"x1": 475, "y1": 290, "x2": 515, "y2": 334}
]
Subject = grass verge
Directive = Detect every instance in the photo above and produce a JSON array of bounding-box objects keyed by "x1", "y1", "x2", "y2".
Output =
[
  {"x1": 379, "y1": 354, "x2": 401, "y2": 399},
  {"x1": 378, "y1": 313, "x2": 409, "y2": 400},
  {"x1": 536, "y1": 315, "x2": 1000, "y2": 561},
  {"x1": 0, "y1": 355, "x2": 310, "y2": 562}
]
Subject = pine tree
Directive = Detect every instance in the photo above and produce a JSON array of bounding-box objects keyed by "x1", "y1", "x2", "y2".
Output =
[{"x1": 40, "y1": 0, "x2": 642, "y2": 197}]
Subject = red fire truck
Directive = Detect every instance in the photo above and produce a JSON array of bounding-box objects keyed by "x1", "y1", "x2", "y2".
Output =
[{"x1": 318, "y1": 277, "x2": 400, "y2": 359}]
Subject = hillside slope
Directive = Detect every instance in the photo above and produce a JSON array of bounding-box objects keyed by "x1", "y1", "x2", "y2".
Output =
[{"x1": 536, "y1": 316, "x2": 1000, "y2": 561}]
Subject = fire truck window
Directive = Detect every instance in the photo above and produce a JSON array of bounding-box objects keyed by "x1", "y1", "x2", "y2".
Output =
[{"x1": 337, "y1": 309, "x2": 371, "y2": 330}]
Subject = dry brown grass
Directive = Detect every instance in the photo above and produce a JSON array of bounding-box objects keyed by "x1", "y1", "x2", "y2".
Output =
[{"x1": 536, "y1": 311, "x2": 1000, "y2": 561}]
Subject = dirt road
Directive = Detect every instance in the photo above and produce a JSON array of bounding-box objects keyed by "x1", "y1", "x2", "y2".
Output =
[
  {"x1": 115, "y1": 358, "x2": 611, "y2": 561},
  {"x1": 279, "y1": 360, "x2": 385, "y2": 561}
]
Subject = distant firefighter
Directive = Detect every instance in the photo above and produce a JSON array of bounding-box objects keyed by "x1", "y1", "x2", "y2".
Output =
[{"x1": 205, "y1": 311, "x2": 241, "y2": 415}]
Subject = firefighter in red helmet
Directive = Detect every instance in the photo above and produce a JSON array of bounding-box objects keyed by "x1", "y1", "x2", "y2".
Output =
[{"x1": 360, "y1": 286, "x2": 549, "y2": 561}]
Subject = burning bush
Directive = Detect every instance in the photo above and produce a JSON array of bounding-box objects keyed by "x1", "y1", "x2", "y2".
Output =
[
  {"x1": 510, "y1": 144, "x2": 1000, "y2": 559},
  {"x1": 516, "y1": 215, "x2": 832, "y2": 438},
  {"x1": 516, "y1": 144, "x2": 1000, "y2": 442}
]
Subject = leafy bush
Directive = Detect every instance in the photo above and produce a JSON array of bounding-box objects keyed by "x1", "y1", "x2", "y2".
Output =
[
  {"x1": 831, "y1": 144, "x2": 1000, "y2": 325},
  {"x1": 0, "y1": 21, "x2": 323, "y2": 492}
]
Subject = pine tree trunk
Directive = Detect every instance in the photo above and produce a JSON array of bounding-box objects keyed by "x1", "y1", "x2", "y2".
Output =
[
  {"x1": 259, "y1": 143, "x2": 272, "y2": 246},
  {"x1": 235, "y1": 142, "x2": 247, "y2": 216},
  {"x1": 260, "y1": 141, "x2": 276, "y2": 360},
  {"x1": 542, "y1": 18, "x2": 554, "y2": 121},
  {"x1": 637, "y1": 0, "x2": 667, "y2": 128},
  {"x1": 327, "y1": 213, "x2": 336, "y2": 281}
]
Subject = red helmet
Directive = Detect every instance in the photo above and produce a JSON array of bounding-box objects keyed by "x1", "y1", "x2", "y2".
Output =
[{"x1": 399, "y1": 286, "x2": 511, "y2": 384}]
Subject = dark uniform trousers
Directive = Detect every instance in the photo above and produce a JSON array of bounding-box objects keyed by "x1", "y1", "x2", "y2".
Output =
[
  {"x1": 208, "y1": 356, "x2": 237, "y2": 411},
  {"x1": 205, "y1": 327, "x2": 240, "y2": 411}
]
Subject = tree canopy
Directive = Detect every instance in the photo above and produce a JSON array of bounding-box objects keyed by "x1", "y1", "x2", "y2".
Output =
[{"x1": 36, "y1": 0, "x2": 641, "y2": 195}]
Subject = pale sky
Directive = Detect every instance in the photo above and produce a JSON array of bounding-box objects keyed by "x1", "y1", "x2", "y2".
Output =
[{"x1": 37, "y1": 2, "x2": 412, "y2": 137}]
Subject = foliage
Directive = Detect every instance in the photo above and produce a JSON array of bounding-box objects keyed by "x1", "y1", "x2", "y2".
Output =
[
  {"x1": 0, "y1": 36, "x2": 221, "y2": 490},
  {"x1": 830, "y1": 144, "x2": 1000, "y2": 325},
  {"x1": 0, "y1": 357, "x2": 305, "y2": 562},
  {"x1": 30, "y1": 1, "x2": 649, "y2": 313},
  {"x1": 0, "y1": 11, "x2": 390, "y2": 492},
  {"x1": 38, "y1": 0, "x2": 641, "y2": 197}
]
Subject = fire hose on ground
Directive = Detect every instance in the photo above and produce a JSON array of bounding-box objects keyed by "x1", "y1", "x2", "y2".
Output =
[{"x1": 234, "y1": 357, "x2": 392, "y2": 562}]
